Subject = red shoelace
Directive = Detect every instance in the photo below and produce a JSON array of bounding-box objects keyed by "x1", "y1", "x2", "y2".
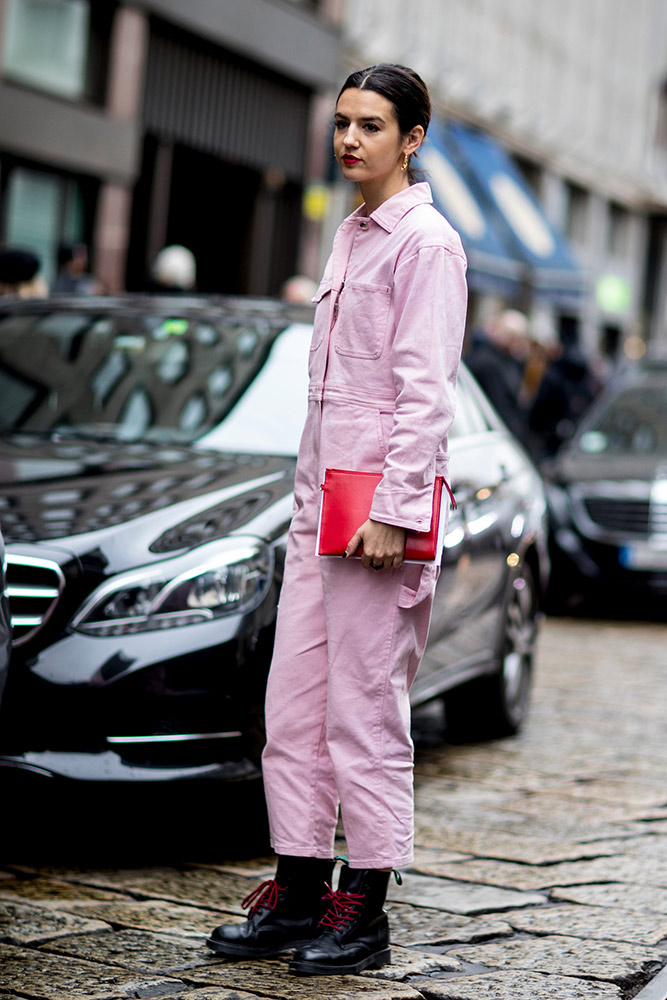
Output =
[
  {"x1": 318, "y1": 883, "x2": 365, "y2": 931},
  {"x1": 241, "y1": 879, "x2": 286, "y2": 916}
]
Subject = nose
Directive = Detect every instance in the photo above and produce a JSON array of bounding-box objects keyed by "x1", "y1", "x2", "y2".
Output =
[{"x1": 343, "y1": 125, "x2": 360, "y2": 148}]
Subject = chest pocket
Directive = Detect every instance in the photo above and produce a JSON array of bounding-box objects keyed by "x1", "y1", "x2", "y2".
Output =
[{"x1": 335, "y1": 281, "x2": 391, "y2": 360}]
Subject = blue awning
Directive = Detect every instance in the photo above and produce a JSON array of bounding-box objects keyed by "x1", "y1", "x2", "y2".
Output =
[
  {"x1": 421, "y1": 120, "x2": 525, "y2": 298},
  {"x1": 441, "y1": 122, "x2": 585, "y2": 305}
]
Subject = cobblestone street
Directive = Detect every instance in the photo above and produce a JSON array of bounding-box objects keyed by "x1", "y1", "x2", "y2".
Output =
[{"x1": 2, "y1": 614, "x2": 667, "y2": 1000}]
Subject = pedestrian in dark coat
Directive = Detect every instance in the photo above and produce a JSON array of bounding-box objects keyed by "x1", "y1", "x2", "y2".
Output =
[
  {"x1": 466, "y1": 309, "x2": 531, "y2": 446},
  {"x1": 529, "y1": 340, "x2": 598, "y2": 459}
]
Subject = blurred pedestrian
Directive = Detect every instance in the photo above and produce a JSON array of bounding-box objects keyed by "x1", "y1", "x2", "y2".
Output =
[
  {"x1": 207, "y1": 63, "x2": 467, "y2": 976},
  {"x1": 280, "y1": 274, "x2": 318, "y2": 304},
  {"x1": 148, "y1": 244, "x2": 197, "y2": 293},
  {"x1": 529, "y1": 317, "x2": 599, "y2": 460},
  {"x1": 51, "y1": 243, "x2": 101, "y2": 295},
  {"x1": 0, "y1": 247, "x2": 47, "y2": 298},
  {"x1": 519, "y1": 317, "x2": 561, "y2": 409},
  {"x1": 466, "y1": 308, "x2": 531, "y2": 446}
]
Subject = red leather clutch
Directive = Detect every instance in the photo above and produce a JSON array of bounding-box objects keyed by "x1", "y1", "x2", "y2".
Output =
[{"x1": 317, "y1": 468, "x2": 453, "y2": 564}]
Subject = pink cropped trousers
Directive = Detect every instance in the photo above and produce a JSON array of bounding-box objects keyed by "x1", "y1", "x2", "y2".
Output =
[{"x1": 261, "y1": 400, "x2": 437, "y2": 870}]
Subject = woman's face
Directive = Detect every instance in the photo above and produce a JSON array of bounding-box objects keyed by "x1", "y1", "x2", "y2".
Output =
[{"x1": 333, "y1": 88, "x2": 406, "y2": 189}]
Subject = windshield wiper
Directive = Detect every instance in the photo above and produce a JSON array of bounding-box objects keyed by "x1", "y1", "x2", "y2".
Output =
[
  {"x1": 49, "y1": 426, "x2": 129, "y2": 443},
  {"x1": 0, "y1": 428, "x2": 61, "y2": 441}
]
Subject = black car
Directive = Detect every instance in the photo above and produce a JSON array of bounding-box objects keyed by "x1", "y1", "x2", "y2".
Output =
[
  {"x1": 0, "y1": 528, "x2": 11, "y2": 710},
  {"x1": 0, "y1": 296, "x2": 549, "y2": 784},
  {"x1": 542, "y1": 356, "x2": 667, "y2": 612}
]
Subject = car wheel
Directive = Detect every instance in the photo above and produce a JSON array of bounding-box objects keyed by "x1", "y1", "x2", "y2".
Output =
[{"x1": 444, "y1": 563, "x2": 539, "y2": 741}]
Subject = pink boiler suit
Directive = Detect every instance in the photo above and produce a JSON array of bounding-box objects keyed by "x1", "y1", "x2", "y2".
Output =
[{"x1": 262, "y1": 182, "x2": 467, "y2": 869}]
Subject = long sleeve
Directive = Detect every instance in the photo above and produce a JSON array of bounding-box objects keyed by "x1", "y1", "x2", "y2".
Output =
[{"x1": 369, "y1": 244, "x2": 467, "y2": 532}]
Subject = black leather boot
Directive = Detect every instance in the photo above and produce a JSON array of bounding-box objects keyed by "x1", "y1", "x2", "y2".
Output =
[
  {"x1": 206, "y1": 855, "x2": 334, "y2": 958},
  {"x1": 289, "y1": 864, "x2": 392, "y2": 975}
]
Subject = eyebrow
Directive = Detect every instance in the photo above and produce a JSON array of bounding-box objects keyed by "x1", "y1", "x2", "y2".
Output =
[{"x1": 334, "y1": 114, "x2": 386, "y2": 124}]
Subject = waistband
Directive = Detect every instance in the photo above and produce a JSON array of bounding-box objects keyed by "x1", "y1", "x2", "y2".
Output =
[{"x1": 309, "y1": 381, "x2": 397, "y2": 409}]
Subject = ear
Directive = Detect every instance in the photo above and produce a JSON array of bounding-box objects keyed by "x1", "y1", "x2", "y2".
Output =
[{"x1": 403, "y1": 125, "x2": 424, "y2": 157}]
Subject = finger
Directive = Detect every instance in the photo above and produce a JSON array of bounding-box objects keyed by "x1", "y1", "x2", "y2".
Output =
[{"x1": 344, "y1": 530, "x2": 363, "y2": 560}]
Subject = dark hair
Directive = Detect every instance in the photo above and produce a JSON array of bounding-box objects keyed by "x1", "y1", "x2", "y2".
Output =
[
  {"x1": 57, "y1": 243, "x2": 87, "y2": 268},
  {"x1": 337, "y1": 64, "x2": 431, "y2": 184}
]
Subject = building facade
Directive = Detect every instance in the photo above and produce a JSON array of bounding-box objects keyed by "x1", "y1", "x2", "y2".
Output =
[
  {"x1": 340, "y1": 0, "x2": 667, "y2": 359},
  {"x1": 0, "y1": 0, "x2": 340, "y2": 294}
]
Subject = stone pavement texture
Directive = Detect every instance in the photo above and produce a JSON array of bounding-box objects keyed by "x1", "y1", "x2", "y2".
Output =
[{"x1": 2, "y1": 616, "x2": 667, "y2": 999}]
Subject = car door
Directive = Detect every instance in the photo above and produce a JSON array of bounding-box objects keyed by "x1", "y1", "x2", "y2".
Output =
[{"x1": 415, "y1": 371, "x2": 515, "y2": 699}]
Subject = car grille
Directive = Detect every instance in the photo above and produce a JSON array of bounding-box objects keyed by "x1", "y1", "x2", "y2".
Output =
[
  {"x1": 5, "y1": 555, "x2": 65, "y2": 646},
  {"x1": 582, "y1": 497, "x2": 652, "y2": 534},
  {"x1": 572, "y1": 482, "x2": 667, "y2": 541}
]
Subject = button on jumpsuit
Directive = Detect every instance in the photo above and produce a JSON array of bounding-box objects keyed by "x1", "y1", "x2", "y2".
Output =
[{"x1": 262, "y1": 183, "x2": 468, "y2": 869}]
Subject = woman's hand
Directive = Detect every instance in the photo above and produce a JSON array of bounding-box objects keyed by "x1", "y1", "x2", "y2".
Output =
[{"x1": 344, "y1": 519, "x2": 406, "y2": 571}]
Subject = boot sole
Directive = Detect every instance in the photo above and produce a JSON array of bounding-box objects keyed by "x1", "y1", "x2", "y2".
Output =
[
  {"x1": 206, "y1": 936, "x2": 310, "y2": 959},
  {"x1": 289, "y1": 948, "x2": 391, "y2": 976}
]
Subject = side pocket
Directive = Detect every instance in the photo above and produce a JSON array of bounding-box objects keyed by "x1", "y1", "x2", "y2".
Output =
[
  {"x1": 397, "y1": 563, "x2": 439, "y2": 609},
  {"x1": 375, "y1": 409, "x2": 394, "y2": 454}
]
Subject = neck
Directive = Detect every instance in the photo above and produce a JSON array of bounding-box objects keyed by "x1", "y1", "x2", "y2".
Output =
[{"x1": 358, "y1": 173, "x2": 410, "y2": 216}]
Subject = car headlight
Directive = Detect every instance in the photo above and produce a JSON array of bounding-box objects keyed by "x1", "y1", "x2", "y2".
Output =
[{"x1": 72, "y1": 537, "x2": 274, "y2": 636}]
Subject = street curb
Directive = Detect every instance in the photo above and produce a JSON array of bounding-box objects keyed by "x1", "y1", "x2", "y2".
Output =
[{"x1": 633, "y1": 966, "x2": 667, "y2": 1000}]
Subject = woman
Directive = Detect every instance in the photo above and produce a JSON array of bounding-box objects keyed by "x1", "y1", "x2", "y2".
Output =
[{"x1": 207, "y1": 63, "x2": 467, "y2": 976}]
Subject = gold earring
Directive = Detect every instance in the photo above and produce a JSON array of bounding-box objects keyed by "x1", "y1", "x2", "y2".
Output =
[{"x1": 401, "y1": 153, "x2": 409, "y2": 172}]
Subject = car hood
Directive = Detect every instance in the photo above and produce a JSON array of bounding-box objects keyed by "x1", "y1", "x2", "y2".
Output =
[
  {"x1": 545, "y1": 449, "x2": 667, "y2": 486},
  {"x1": 0, "y1": 435, "x2": 296, "y2": 573}
]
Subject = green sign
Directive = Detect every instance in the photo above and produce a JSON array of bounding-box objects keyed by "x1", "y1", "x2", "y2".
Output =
[{"x1": 595, "y1": 274, "x2": 631, "y2": 314}]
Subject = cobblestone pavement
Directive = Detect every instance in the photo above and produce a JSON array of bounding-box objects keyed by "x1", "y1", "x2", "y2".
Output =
[{"x1": 2, "y1": 615, "x2": 667, "y2": 1000}]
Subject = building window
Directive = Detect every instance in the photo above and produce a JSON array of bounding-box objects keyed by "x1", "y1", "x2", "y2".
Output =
[
  {"x1": 2, "y1": 0, "x2": 113, "y2": 103},
  {"x1": 515, "y1": 156, "x2": 541, "y2": 196},
  {"x1": 565, "y1": 182, "x2": 588, "y2": 248},
  {"x1": 3, "y1": 0, "x2": 89, "y2": 98},
  {"x1": 1, "y1": 161, "x2": 95, "y2": 286},
  {"x1": 655, "y1": 77, "x2": 667, "y2": 153},
  {"x1": 607, "y1": 202, "x2": 631, "y2": 259}
]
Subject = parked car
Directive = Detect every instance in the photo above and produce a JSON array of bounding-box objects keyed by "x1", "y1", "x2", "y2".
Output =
[
  {"x1": 541, "y1": 355, "x2": 667, "y2": 611},
  {"x1": 0, "y1": 296, "x2": 549, "y2": 784},
  {"x1": 0, "y1": 528, "x2": 11, "y2": 710}
]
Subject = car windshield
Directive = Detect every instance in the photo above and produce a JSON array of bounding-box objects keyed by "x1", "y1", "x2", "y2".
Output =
[
  {"x1": 0, "y1": 307, "x2": 310, "y2": 455},
  {"x1": 574, "y1": 383, "x2": 667, "y2": 457}
]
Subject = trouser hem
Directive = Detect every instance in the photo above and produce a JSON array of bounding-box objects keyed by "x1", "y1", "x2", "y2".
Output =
[
  {"x1": 271, "y1": 843, "x2": 336, "y2": 860},
  {"x1": 346, "y1": 855, "x2": 412, "y2": 869}
]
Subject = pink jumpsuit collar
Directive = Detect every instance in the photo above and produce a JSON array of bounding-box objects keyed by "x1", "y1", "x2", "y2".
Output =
[{"x1": 350, "y1": 182, "x2": 434, "y2": 233}]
